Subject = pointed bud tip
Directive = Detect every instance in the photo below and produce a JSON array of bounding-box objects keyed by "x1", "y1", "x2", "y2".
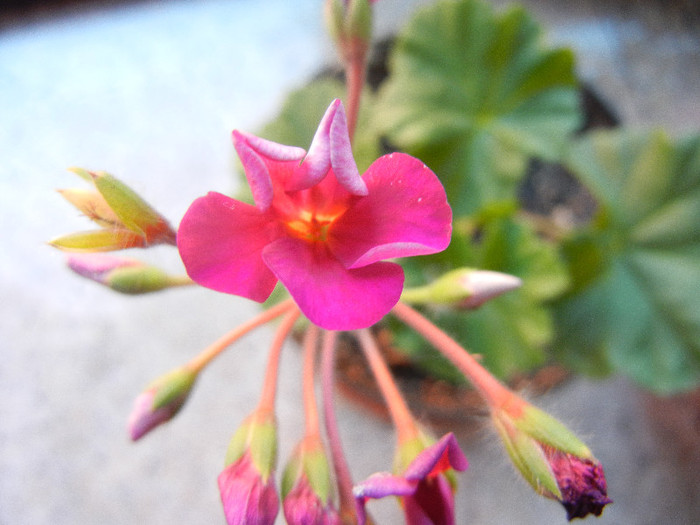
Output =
[{"x1": 459, "y1": 270, "x2": 522, "y2": 309}]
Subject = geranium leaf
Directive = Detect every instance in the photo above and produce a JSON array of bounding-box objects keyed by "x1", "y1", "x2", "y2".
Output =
[
  {"x1": 376, "y1": 0, "x2": 581, "y2": 216},
  {"x1": 554, "y1": 130, "x2": 700, "y2": 393},
  {"x1": 398, "y1": 215, "x2": 569, "y2": 381}
]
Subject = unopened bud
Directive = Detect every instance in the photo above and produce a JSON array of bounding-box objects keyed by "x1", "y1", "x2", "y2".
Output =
[
  {"x1": 282, "y1": 436, "x2": 340, "y2": 525},
  {"x1": 127, "y1": 366, "x2": 197, "y2": 440},
  {"x1": 66, "y1": 253, "x2": 191, "y2": 294},
  {"x1": 324, "y1": 0, "x2": 374, "y2": 59},
  {"x1": 492, "y1": 403, "x2": 612, "y2": 520},
  {"x1": 52, "y1": 168, "x2": 176, "y2": 252},
  {"x1": 401, "y1": 268, "x2": 522, "y2": 308},
  {"x1": 219, "y1": 409, "x2": 279, "y2": 524}
]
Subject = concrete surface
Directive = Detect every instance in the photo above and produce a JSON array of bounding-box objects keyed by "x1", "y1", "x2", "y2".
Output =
[{"x1": 1, "y1": 0, "x2": 698, "y2": 523}]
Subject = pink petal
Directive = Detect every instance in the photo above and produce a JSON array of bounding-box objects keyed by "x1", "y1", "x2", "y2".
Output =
[
  {"x1": 353, "y1": 472, "x2": 417, "y2": 500},
  {"x1": 177, "y1": 192, "x2": 280, "y2": 302},
  {"x1": 293, "y1": 100, "x2": 367, "y2": 196},
  {"x1": 329, "y1": 101, "x2": 367, "y2": 196},
  {"x1": 404, "y1": 433, "x2": 468, "y2": 481},
  {"x1": 329, "y1": 153, "x2": 452, "y2": 269},
  {"x1": 233, "y1": 130, "x2": 306, "y2": 211},
  {"x1": 404, "y1": 475, "x2": 456, "y2": 525},
  {"x1": 261, "y1": 237, "x2": 403, "y2": 330}
]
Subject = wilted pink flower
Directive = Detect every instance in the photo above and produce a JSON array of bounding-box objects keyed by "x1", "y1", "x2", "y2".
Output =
[
  {"x1": 354, "y1": 433, "x2": 468, "y2": 525},
  {"x1": 218, "y1": 452, "x2": 279, "y2": 525},
  {"x1": 544, "y1": 446, "x2": 612, "y2": 520},
  {"x1": 178, "y1": 99, "x2": 451, "y2": 330}
]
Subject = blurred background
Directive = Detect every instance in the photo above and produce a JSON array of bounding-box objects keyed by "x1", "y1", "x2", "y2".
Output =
[{"x1": 1, "y1": 0, "x2": 698, "y2": 523}]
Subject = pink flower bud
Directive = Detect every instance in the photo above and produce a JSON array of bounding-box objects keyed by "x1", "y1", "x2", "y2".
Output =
[{"x1": 127, "y1": 367, "x2": 197, "y2": 440}]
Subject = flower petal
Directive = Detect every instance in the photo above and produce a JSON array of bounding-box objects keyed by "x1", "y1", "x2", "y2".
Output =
[
  {"x1": 261, "y1": 237, "x2": 403, "y2": 330},
  {"x1": 353, "y1": 472, "x2": 417, "y2": 500},
  {"x1": 353, "y1": 473, "x2": 417, "y2": 525},
  {"x1": 404, "y1": 433, "x2": 468, "y2": 481},
  {"x1": 293, "y1": 100, "x2": 367, "y2": 195},
  {"x1": 177, "y1": 192, "x2": 279, "y2": 302},
  {"x1": 405, "y1": 475, "x2": 456, "y2": 525},
  {"x1": 233, "y1": 130, "x2": 306, "y2": 211},
  {"x1": 329, "y1": 153, "x2": 452, "y2": 268}
]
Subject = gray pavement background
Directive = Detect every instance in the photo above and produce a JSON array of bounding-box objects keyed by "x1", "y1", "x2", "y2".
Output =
[{"x1": 1, "y1": 0, "x2": 699, "y2": 523}]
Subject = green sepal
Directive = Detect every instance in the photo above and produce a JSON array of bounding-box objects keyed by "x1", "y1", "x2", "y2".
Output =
[
  {"x1": 91, "y1": 172, "x2": 166, "y2": 237},
  {"x1": 149, "y1": 367, "x2": 197, "y2": 411},
  {"x1": 49, "y1": 229, "x2": 145, "y2": 252},
  {"x1": 401, "y1": 268, "x2": 479, "y2": 305},
  {"x1": 492, "y1": 413, "x2": 562, "y2": 499},
  {"x1": 225, "y1": 411, "x2": 277, "y2": 480},
  {"x1": 515, "y1": 405, "x2": 592, "y2": 459},
  {"x1": 346, "y1": 0, "x2": 372, "y2": 43},
  {"x1": 107, "y1": 266, "x2": 174, "y2": 294},
  {"x1": 281, "y1": 439, "x2": 332, "y2": 503},
  {"x1": 58, "y1": 188, "x2": 120, "y2": 228}
]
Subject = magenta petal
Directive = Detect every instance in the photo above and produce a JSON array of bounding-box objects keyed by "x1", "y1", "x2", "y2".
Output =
[
  {"x1": 261, "y1": 237, "x2": 404, "y2": 330},
  {"x1": 233, "y1": 131, "x2": 306, "y2": 210},
  {"x1": 177, "y1": 192, "x2": 279, "y2": 302},
  {"x1": 404, "y1": 433, "x2": 469, "y2": 481},
  {"x1": 329, "y1": 102, "x2": 367, "y2": 196},
  {"x1": 329, "y1": 153, "x2": 452, "y2": 269},
  {"x1": 405, "y1": 476, "x2": 456, "y2": 525},
  {"x1": 354, "y1": 472, "x2": 417, "y2": 500},
  {"x1": 293, "y1": 100, "x2": 367, "y2": 196}
]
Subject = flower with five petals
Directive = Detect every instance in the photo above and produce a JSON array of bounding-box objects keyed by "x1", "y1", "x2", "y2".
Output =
[{"x1": 177, "y1": 99, "x2": 451, "y2": 330}]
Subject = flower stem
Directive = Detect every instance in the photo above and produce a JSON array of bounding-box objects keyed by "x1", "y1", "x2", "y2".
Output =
[
  {"x1": 343, "y1": 39, "x2": 367, "y2": 143},
  {"x1": 187, "y1": 298, "x2": 296, "y2": 374},
  {"x1": 165, "y1": 274, "x2": 196, "y2": 288},
  {"x1": 321, "y1": 330, "x2": 356, "y2": 524},
  {"x1": 355, "y1": 329, "x2": 418, "y2": 443},
  {"x1": 257, "y1": 308, "x2": 301, "y2": 413},
  {"x1": 391, "y1": 302, "x2": 525, "y2": 415},
  {"x1": 302, "y1": 325, "x2": 321, "y2": 438}
]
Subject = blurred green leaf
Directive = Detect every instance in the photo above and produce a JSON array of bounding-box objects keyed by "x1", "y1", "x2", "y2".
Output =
[
  {"x1": 397, "y1": 215, "x2": 569, "y2": 381},
  {"x1": 554, "y1": 130, "x2": 700, "y2": 393},
  {"x1": 376, "y1": 0, "x2": 581, "y2": 216}
]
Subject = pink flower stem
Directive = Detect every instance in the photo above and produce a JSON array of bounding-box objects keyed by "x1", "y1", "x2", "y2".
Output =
[
  {"x1": 257, "y1": 307, "x2": 302, "y2": 414},
  {"x1": 343, "y1": 39, "x2": 368, "y2": 144},
  {"x1": 355, "y1": 329, "x2": 418, "y2": 443},
  {"x1": 321, "y1": 330, "x2": 357, "y2": 524},
  {"x1": 302, "y1": 325, "x2": 321, "y2": 438},
  {"x1": 187, "y1": 298, "x2": 297, "y2": 374},
  {"x1": 391, "y1": 302, "x2": 526, "y2": 416}
]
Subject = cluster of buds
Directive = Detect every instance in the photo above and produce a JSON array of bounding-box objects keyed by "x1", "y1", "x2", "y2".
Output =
[{"x1": 50, "y1": 2, "x2": 611, "y2": 523}]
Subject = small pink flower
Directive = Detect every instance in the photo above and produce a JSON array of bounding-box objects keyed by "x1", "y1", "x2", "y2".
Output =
[
  {"x1": 544, "y1": 447, "x2": 612, "y2": 520},
  {"x1": 178, "y1": 99, "x2": 451, "y2": 330},
  {"x1": 354, "y1": 433, "x2": 468, "y2": 525},
  {"x1": 218, "y1": 452, "x2": 279, "y2": 525}
]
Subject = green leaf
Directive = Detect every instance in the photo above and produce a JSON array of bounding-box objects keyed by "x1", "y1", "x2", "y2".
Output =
[
  {"x1": 397, "y1": 215, "x2": 569, "y2": 381},
  {"x1": 376, "y1": 0, "x2": 581, "y2": 216},
  {"x1": 554, "y1": 130, "x2": 700, "y2": 393}
]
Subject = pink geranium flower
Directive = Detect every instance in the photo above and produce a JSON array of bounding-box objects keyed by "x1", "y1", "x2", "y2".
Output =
[
  {"x1": 353, "y1": 433, "x2": 468, "y2": 525},
  {"x1": 178, "y1": 99, "x2": 451, "y2": 330}
]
